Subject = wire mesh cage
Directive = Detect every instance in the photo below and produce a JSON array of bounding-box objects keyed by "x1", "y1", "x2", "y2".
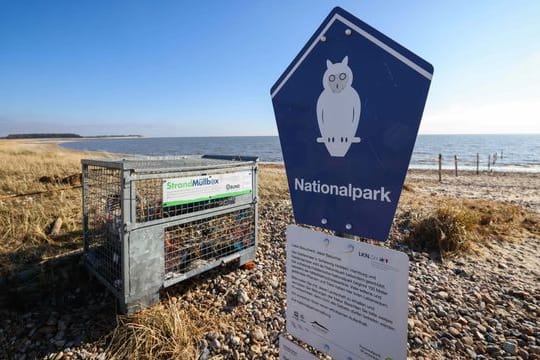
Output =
[
  {"x1": 82, "y1": 155, "x2": 258, "y2": 313},
  {"x1": 164, "y1": 206, "x2": 255, "y2": 276},
  {"x1": 82, "y1": 165, "x2": 123, "y2": 294}
]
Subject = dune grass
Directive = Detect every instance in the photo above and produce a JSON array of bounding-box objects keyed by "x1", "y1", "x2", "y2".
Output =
[
  {"x1": 258, "y1": 163, "x2": 290, "y2": 202},
  {"x1": 0, "y1": 140, "x2": 112, "y2": 274},
  {"x1": 406, "y1": 197, "x2": 540, "y2": 257},
  {"x1": 105, "y1": 299, "x2": 210, "y2": 360}
]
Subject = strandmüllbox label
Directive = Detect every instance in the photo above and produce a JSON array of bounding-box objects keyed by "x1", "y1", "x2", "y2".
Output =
[{"x1": 163, "y1": 170, "x2": 252, "y2": 207}]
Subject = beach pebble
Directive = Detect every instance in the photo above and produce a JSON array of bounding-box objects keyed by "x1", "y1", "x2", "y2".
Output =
[
  {"x1": 503, "y1": 340, "x2": 517, "y2": 354},
  {"x1": 236, "y1": 289, "x2": 250, "y2": 304},
  {"x1": 268, "y1": 276, "x2": 279, "y2": 289},
  {"x1": 209, "y1": 338, "x2": 221, "y2": 350},
  {"x1": 251, "y1": 327, "x2": 264, "y2": 343},
  {"x1": 230, "y1": 336, "x2": 241, "y2": 347},
  {"x1": 449, "y1": 327, "x2": 460, "y2": 337},
  {"x1": 3, "y1": 183, "x2": 540, "y2": 360}
]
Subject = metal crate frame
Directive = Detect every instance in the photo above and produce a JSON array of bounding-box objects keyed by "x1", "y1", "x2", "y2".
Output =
[{"x1": 82, "y1": 155, "x2": 258, "y2": 314}]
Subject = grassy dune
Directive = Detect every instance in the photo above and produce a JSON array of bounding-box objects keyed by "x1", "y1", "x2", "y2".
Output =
[
  {"x1": 0, "y1": 142, "x2": 293, "y2": 275},
  {"x1": 0, "y1": 141, "x2": 115, "y2": 274}
]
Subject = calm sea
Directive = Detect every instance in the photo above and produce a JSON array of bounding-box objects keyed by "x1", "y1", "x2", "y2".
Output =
[{"x1": 62, "y1": 134, "x2": 540, "y2": 172}]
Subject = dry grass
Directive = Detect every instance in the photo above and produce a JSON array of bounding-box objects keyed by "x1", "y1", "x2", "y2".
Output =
[
  {"x1": 464, "y1": 199, "x2": 540, "y2": 240},
  {"x1": 105, "y1": 300, "x2": 209, "y2": 360},
  {"x1": 0, "y1": 140, "x2": 111, "y2": 274},
  {"x1": 406, "y1": 197, "x2": 540, "y2": 257},
  {"x1": 407, "y1": 204, "x2": 480, "y2": 255},
  {"x1": 258, "y1": 163, "x2": 290, "y2": 202}
]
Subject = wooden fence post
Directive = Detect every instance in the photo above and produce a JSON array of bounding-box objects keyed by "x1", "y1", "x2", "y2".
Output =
[
  {"x1": 476, "y1": 153, "x2": 479, "y2": 175},
  {"x1": 488, "y1": 154, "x2": 491, "y2": 171},
  {"x1": 438, "y1": 154, "x2": 442, "y2": 182},
  {"x1": 454, "y1": 155, "x2": 458, "y2": 176}
]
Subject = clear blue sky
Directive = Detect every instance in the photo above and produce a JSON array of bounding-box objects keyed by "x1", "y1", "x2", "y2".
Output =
[{"x1": 1, "y1": 1, "x2": 539, "y2": 136}]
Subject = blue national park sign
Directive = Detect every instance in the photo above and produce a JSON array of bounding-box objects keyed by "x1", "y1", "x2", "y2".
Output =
[{"x1": 271, "y1": 7, "x2": 433, "y2": 241}]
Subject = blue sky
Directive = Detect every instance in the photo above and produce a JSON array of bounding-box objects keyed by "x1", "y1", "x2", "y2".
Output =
[{"x1": 1, "y1": 1, "x2": 539, "y2": 136}]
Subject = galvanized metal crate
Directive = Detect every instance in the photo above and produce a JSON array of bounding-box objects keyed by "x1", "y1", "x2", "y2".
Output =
[{"x1": 82, "y1": 155, "x2": 258, "y2": 313}]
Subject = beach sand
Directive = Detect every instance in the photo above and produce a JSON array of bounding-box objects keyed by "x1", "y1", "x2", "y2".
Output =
[
  {"x1": 406, "y1": 169, "x2": 540, "y2": 213},
  {"x1": 0, "y1": 141, "x2": 539, "y2": 359}
]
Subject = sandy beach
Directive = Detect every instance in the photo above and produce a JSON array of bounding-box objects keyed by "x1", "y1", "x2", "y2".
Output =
[
  {"x1": 0, "y1": 141, "x2": 539, "y2": 359},
  {"x1": 405, "y1": 169, "x2": 540, "y2": 213}
]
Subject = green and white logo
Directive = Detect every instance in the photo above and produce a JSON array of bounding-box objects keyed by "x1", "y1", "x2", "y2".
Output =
[{"x1": 163, "y1": 171, "x2": 252, "y2": 207}]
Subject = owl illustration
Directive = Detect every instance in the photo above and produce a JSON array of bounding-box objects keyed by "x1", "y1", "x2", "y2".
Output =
[{"x1": 316, "y1": 56, "x2": 361, "y2": 157}]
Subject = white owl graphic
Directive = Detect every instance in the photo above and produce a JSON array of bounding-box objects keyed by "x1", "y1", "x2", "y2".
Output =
[{"x1": 316, "y1": 56, "x2": 361, "y2": 157}]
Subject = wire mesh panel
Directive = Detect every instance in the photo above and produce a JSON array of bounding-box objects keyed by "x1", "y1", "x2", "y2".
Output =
[
  {"x1": 135, "y1": 178, "x2": 163, "y2": 222},
  {"x1": 164, "y1": 206, "x2": 255, "y2": 276},
  {"x1": 83, "y1": 165, "x2": 123, "y2": 292}
]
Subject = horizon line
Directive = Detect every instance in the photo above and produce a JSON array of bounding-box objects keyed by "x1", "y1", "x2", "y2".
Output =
[
  {"x1": 126, "y1": 132, "x2": 540, "y2": 137},
  {"x1": 2, "y1": 132, "x2": 540, "y2": 139}
]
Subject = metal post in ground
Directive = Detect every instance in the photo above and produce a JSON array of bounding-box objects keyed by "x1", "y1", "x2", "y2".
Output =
[{"x1": 438, "y1": 154, "x2": 442, "y2": 182}]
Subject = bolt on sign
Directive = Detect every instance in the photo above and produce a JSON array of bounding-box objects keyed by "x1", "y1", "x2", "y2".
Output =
[{"x1": 271, "y1": 7, "x2": 433, "y2": 241}]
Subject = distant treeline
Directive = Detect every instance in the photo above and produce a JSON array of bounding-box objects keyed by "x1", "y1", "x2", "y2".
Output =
[
  {"x1": 5, "y1": 133, "x2": 82, "y2": 139},
  {"x1": 4, "y1": 134, "x2": 142, "y2": 139},
  {"x1": 85, "y1": 135, "x2": 143, "y2": 138}
]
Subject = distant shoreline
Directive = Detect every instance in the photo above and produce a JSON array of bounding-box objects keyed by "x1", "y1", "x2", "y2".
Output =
[
  {"x1": 2, "y1": 134, "x2": 143, "y2": 140},
  {"x1": 0, "y1": 136, "x2": 144, "y2": 144}
]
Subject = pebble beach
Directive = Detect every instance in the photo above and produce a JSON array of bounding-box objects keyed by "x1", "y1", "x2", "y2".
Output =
[{"x1": 1, "y1": 165, "x2": 539, "y2": 360}]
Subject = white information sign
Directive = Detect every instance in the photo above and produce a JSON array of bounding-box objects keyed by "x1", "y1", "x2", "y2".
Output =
[
  {"x1": 286, "y1": 225, "x2": 409, "y2": 360},
  {"x1": 279, "y1": 335, "x2": 320, "y2": 360},
  {"x1": 162, "y1": 170, "x2": 252, "y2": 207}
]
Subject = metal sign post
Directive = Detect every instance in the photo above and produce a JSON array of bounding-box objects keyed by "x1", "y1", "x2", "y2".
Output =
[{"x1": 272, "y1": 6, "x2": 433, "y2": 359}]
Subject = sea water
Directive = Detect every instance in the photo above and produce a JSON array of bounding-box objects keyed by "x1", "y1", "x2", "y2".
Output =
[{"x1": 62, "y1": 134, "x2": 540, "y2": 172}]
